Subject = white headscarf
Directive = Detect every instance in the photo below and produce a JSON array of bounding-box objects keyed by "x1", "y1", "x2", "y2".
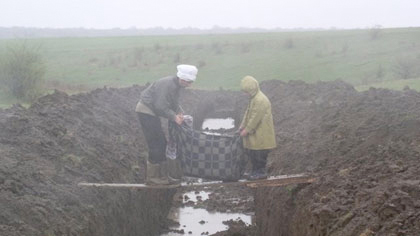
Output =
[{"x1": 177, "y1": 64, "x2": 198, "y2": 82}]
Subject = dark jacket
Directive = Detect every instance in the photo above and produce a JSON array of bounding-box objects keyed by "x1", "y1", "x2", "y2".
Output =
[{"x1": 137, "y1": 76, "x2": 181, "y2": 121}]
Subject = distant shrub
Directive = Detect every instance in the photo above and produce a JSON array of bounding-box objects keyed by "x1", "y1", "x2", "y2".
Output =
[
  {"x1": 392, "y1": 56, "x2": 420, "y2": 79},
  {"x1": 0, "y1": 43, "x2": 45, "y2": 101}
]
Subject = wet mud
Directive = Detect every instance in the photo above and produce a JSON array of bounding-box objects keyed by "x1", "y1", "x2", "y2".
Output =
[{"x1": 1, "y1": 80, "x2": 420, "y2": 235}]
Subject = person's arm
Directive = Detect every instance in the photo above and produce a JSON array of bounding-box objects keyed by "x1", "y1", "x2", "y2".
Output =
[
  {"x1": 238, "y1": 109, "x2": 247, "y2": 135},
  {"x1": 153, "y1": 91, "x2": 177, "y2": 121},
  {"x1": 243, "y1": 100, "x2": 266, "y2": 134},
  {"x1": 151, "y1": 79, "x2": 179, "y2": 121}
]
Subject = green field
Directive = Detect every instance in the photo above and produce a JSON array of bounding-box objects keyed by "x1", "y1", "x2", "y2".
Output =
[{"x1": 1, "y1": 27, "x2": 420, "y2": 107}]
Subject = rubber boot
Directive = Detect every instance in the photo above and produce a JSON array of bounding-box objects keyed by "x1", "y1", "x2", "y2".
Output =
[
  {"x1": 161, "y1": 161, "x2": 181, "y2": 185},
  {"x1": 249, "y1": 168, "x2": 267, "y2": 180},
  {"x1": 146, "y1": 161, "x2": 170, "y2": 185},
  {"x1": 167, "y1": 158, "x2": 183, "y2": 181}
]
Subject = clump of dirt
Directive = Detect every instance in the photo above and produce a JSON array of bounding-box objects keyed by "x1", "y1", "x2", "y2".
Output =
[{"x1": 212, "y1": 219, "x2": 257, "y2": 236}]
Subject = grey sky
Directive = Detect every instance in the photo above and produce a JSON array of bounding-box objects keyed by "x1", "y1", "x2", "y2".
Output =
[{"x1": 1, "y1": 0, "x2": 420, "y2": 29}]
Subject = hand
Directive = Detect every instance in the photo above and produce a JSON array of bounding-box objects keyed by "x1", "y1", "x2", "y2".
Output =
[
  {"x1": 235, "y1": 127, "x2": 243, "y2": 135},
  {"x1": 240, "y1": 129, "x2": 248, "y2": 137},
  {"x1": 175, "y1": 114, "x2": 184, "y2": 125}
]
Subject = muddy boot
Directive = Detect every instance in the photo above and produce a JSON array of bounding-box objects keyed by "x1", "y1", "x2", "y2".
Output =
[
  {"x1": 249, "y1": 168, "x2": 267, "y2": 180},
  {"x1": 146, "y1": 161, "x2": 170, "y2": 185},
  {"x1": 162, "y1": 161, "x2": 181, "y2": 185},
  {"x1": 167, "y1": 158, "x2": 183, "y2": 180}
]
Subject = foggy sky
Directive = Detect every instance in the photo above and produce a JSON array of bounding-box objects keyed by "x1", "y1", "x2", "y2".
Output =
[{"x1": 1, "y1": 0, "x2": 420, "y2": 29}]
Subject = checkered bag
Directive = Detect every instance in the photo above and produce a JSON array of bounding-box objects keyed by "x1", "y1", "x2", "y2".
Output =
[{"x1": 169, "y1": 122, "x2": 244, "y2": 181}]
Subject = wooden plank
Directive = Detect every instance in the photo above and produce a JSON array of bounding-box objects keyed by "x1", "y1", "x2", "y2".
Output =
[
  {"x1": 245, "y1": 176, "x2": 316, "y2": 188},
  {"x1": 77, "y1": 182, "x2": 180, "y2": 189},
  {"x1": 181, "y1": 174, "x2": 316, "y2": 188},
  {"x1": 77, "y1": 174, "x2": 316, "y2": 189}
]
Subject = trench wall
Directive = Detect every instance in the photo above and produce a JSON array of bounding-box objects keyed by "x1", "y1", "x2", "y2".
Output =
[
  {"x1": 82, "y1": 188, "x2": 176, "y2": 236},
  {"x1": 253, "y1": 80, "x2": 420, "y2": 236}
]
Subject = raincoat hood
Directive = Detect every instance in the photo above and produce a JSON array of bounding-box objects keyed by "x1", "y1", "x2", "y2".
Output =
[{"x1": 240, "y1": 76, "x2": 260, "y2": 97}]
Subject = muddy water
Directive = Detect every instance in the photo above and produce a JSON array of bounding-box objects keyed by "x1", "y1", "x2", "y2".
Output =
[
  {"x1": 162, "y1": 190, "x2": 252, "y2": 236},
  {"x1": 161, "y1": 118, "x2": 252, "y2": 236},
  {"x1": 202, "y1": 118, "x2": 235, "y2": 130}
]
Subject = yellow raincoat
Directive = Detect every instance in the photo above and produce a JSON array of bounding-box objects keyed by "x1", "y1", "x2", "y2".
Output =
[{"x1": 240, "y1": 76, "x2": 276, "y2": 150}]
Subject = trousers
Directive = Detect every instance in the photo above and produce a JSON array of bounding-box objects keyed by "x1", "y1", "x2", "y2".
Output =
[
  {"x1": 137, "y1": 112, "x2": 167, "y2": 164},
  {"x1": 246, "y1": 149, "x2": 270, "y2": 171}
]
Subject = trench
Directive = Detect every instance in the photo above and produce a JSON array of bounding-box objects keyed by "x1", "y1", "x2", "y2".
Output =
[
  {"x1": 79, "y1": 114, "x2": 256, "y2": 236},
  {"x1": 5, "y1": 86, "x2": 296, "y2": 236},
  {"x1": 160, "y1": 117, "x2": 254, "y2": 236},
  {"x1": 5, "y1": 81, "x2": 419, "y2": 236}
]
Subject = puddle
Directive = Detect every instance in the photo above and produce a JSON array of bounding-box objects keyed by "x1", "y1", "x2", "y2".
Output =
[
  {"x1": 161, "y1": 117, "x2": 252, "y2": 235},
  {"x1": 202, "y1": 118, "x2": 235, "y2": 130},
  {"x1": 161, "y1": 207, "x2": 252, "y2": 236}
]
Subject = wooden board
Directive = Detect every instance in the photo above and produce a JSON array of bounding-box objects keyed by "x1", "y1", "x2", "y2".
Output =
[
  {"x1": 78, "y1": 174, "x2": 316, "y2": 189},
  {"x1": 77, "y1": 182, "x2": 181, "y2": 189}
]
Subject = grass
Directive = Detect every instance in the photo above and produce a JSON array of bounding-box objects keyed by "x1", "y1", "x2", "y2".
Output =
[
  {"x1": 1, "y1": 27, "x2": 420, "y2": 107},
  {"x1": 0, "y1": 90, "x2": 29, "y2": 108}
]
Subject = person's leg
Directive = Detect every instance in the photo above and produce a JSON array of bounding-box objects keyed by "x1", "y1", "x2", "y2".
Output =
[
  {"x1": 252, "y1": 149, "x2": 269, "y2": 171},
  {"x1": 137, "y1": 112, "x2": 167, "y2": 164},
  {"x1": 248, "y1": 149, "x2": 269, "y2": 179},
  {"x1": 138, "y1": 113, "x2": 170, "y2": 185}
]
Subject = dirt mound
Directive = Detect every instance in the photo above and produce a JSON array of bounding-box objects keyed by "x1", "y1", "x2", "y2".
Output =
[
  {"x1": 0, "y1": 86, "x2": 175, "y2": 236},
  {"x1": 255, "y1": 80, "x2": 420, "y2": 236}
]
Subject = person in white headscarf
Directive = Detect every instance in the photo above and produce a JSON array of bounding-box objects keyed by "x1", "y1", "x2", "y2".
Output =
[{"x1": 135, "y1": 64, "x2": 198, "y2": 185}]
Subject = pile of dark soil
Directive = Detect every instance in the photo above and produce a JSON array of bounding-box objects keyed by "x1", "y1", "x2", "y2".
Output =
[
  {"x1": 255, "y1": 80, "x2": 420, "y2": 236},
  {"x1": 0, "y1": 87, "x2": 174, "y2": 236}
]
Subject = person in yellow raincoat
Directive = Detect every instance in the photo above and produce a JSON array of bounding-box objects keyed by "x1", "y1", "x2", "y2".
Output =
[{"x1": 239, "y1": 76, "x2": 276, "y2": 180}]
